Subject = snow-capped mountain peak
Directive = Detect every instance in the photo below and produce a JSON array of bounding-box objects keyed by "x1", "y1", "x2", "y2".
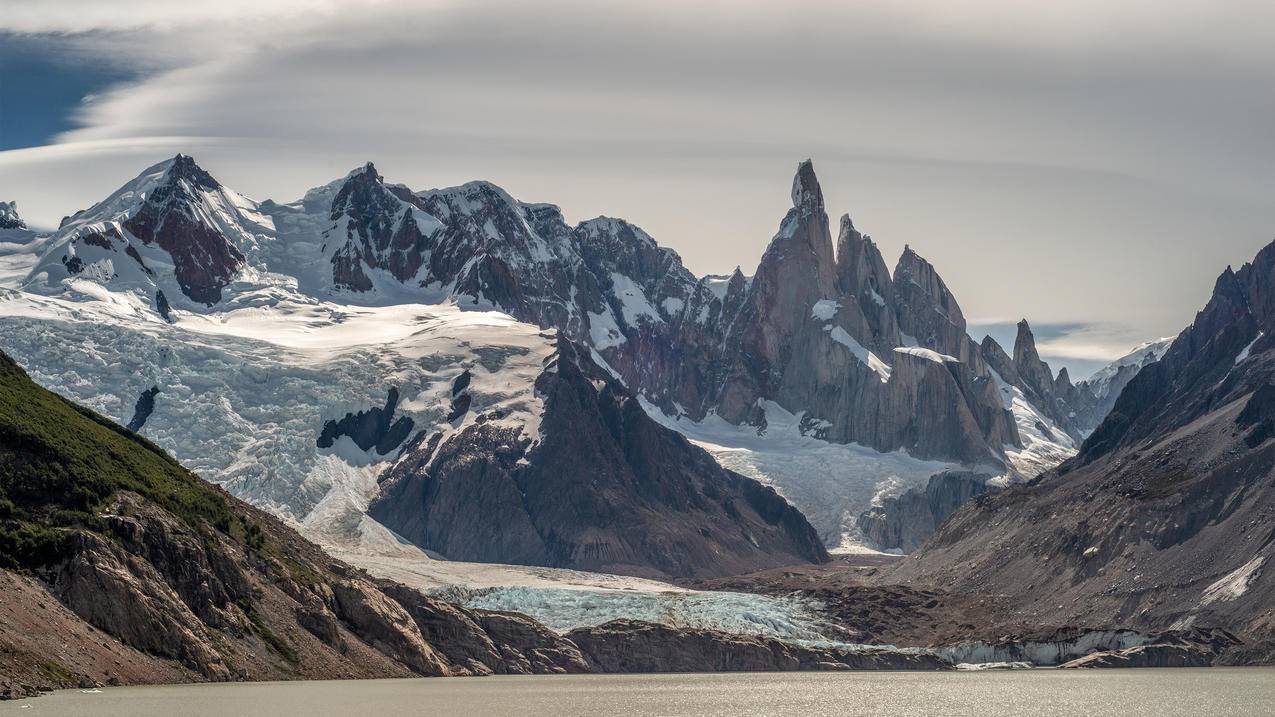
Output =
[
  {"x1": 25, "y1": 154, "x2": 265, "y2": 308},
  {"x1": 1081, "y1": 337, "x2": 1175, "y2": 398}
]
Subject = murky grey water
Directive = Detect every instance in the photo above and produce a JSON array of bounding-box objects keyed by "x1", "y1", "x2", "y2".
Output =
[{"x1": 4, "y1": 669, "x2": 1274, "y2": 716}]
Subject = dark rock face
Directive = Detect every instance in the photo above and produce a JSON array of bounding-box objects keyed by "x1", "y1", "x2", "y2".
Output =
[
  {"x1": 26, "y1": 155, "x2": 250, "y2": 308},
  {"x1": 317, "y1": 387, "x2": 415, "y2": 455},
  {"x1": 1059, "y1": 644, "x2": 1212, "y2": 669},
  {"x1": 940, "y1": 627, "x2": 1240, "y2": 667},
  {"x1": 328, "y1": 163, "x2": 432, "y2": 291},
  {"x1": 565, "y1": 620, "x2": 951, "y2": 672},
  {"x1": 857, "y1": 471, "x2": 991, "y2": 553},
  {"x1": 897, "y1": 237, "x2": 1275, "y2": 640},
  {"x1": 155, "y1": 290, "x2": 172, "y2": 322},
  {"x1": 126, "y1": 386, "x2": 160, "y2": 432},
  {"x1": 370, "y1": 338, "x2": 830, "y2": 579},
  {"x1": 122, "y1": 155, "x2": 245, "y2": 304}
]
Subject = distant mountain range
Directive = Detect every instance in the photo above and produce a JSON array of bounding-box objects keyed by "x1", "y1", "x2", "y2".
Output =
[{"x1": 2, "y1": 155, "x2": 1162, "y2": 568}]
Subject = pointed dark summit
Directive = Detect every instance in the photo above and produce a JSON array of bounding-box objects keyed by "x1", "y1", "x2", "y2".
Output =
[
  {"x1": 790, "y1": 159, "x2": 824, "y2": 210},
  {"x1": 165, "y1": 154, "x2": 219, "y2": 191}
]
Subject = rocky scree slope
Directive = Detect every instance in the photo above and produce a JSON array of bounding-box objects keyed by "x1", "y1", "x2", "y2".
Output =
[
  {"x1": 0, "y1": 350, "x2": 591, "y2": 699},
  {"x1": 893, "y1": 237, "x2": 1275, "y2": 651}
]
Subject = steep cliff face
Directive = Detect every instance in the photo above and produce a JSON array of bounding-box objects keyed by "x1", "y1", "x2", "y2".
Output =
[
  {"x1": 714, "y1": 160, "x2": 839, "y2": 423},
  {"x1": 1071, "y1": 338, "x2": 1173, "y2": 432},
  {"x1": 892, "y1": 248, "x2": 982, "y2": 371},
  {"x1": 370, "y1": 338, "x2": 830, "y2": 580},
  {"x1": 895, "y1": 238, "x2": 1275, "y2": 641}
]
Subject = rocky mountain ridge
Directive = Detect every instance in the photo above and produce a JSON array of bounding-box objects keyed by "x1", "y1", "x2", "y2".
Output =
[
  {"x1": 29, "y1": 155, "x2": 1095, "y2": 471},
  {"x1": 894, "y1": 236, "x2": 1275, "y2": 647}
]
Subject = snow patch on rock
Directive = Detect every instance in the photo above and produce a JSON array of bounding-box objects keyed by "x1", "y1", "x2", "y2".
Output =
[
  {"x1": 1201, "y1": 556, "x2": 1264, "y2": 605},
  {"x1": 826, "y1": 326, "x2": 891, "y2": 382},
  {"x1": 894, "y1": 346, "x2": 959, "y2": 363}
]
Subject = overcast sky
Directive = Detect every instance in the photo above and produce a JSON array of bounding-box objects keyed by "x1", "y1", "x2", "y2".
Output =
[{"x1": 1, "y1": 0, "x2": 1272, "y2": 377}]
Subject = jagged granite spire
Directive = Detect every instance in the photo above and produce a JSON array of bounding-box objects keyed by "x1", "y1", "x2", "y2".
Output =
[
  {"x1": 1013, "y1": 319, "x2": 1056, "y2": 397},
  {"x1": 791, "y1": 158, "x2": 824, "y2": 210},
  {"x1": 833, "y1": 213, "x2": 901, "y2": 353},
  {"x1": 892, "y1": 246, "x2": 972, "y2": 361},
  {"x1": 714, "y1": 160, "x2": 839, "y2": 421}
]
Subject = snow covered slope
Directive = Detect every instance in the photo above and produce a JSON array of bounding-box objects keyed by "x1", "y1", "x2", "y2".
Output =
[
  {"x1": 0, "y1": 290, "x2": 551, "y2": 529},
  {"x1": 26, "y1": 156, "x2": 266, "y2": 308}
]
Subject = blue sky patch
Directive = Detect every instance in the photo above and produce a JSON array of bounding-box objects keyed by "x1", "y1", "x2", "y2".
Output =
[{"x1": 0, "y1": 32, "x2": 142, "y2": 151}]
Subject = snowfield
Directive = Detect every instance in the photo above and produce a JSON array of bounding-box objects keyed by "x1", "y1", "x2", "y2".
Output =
[
  {"x1": 640, "y1": 398, "x2": 961, "y2": 552},
  {"x1": 0, "y1": 288, "x2": 552, "y2": 526}
]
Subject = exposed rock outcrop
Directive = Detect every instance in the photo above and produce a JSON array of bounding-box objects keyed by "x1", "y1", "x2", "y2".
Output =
[
  {"x1": 126, "y1": 386, "x2": 160, "y2": 432},
  {"x1": 120, "y1": 156, "x2": 246, "y2": 304},
  {"x1": 316, "y1": 387, "x2": 415, "y2": 455},
  {"x1": 376, "y1": 582, "x2": 589, "y2": 675},
  {"x1": 25, "y1": 155, "x2": 253, "y2": 306},
  {"x1": 327, "y1": 163, "x2": 433, "y2": 291},
  {"x1": 1059, "y1": 644, "x2": 1212, "y2": 668}
]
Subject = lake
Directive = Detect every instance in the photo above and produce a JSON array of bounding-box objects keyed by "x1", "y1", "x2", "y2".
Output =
[{"x1": 4, "y1": 669, "x2": 1273, "y2": 716}]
